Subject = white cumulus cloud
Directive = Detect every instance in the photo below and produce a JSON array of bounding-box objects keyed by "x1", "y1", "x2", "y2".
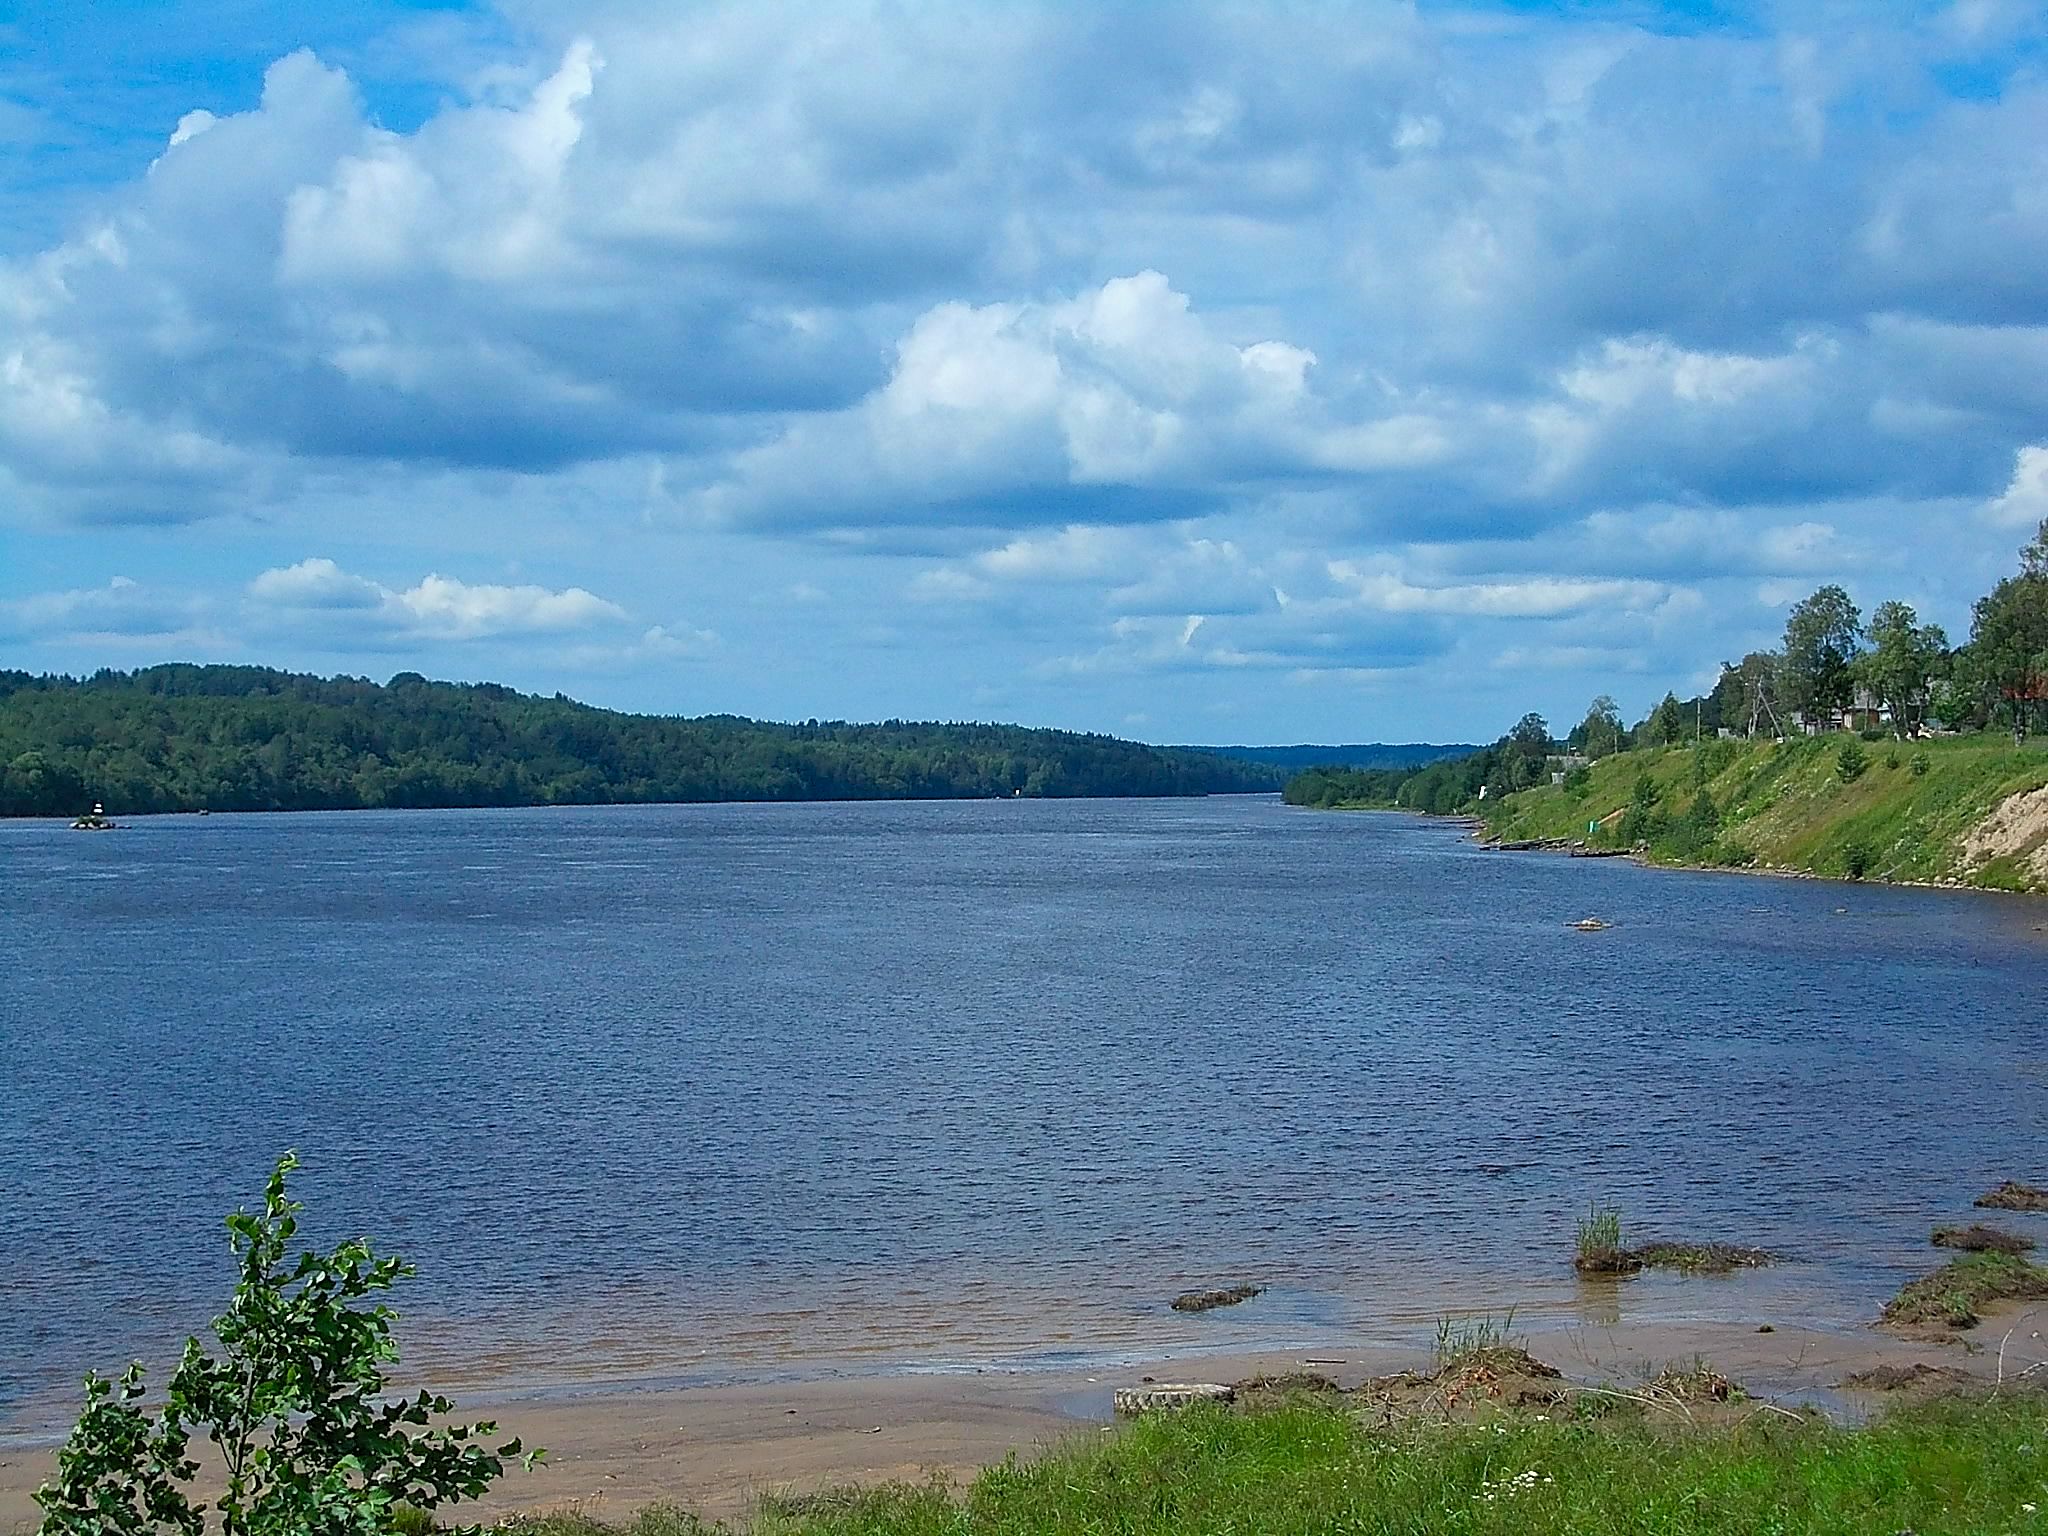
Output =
[
  {"x1": 1988, "y1": 444, "x2": 2048, "y2": 528},
  {"x1": 687, "y1": 270, "x2": 1450, "y2": 531},
  {"x1": 248, "y1": 558, "x2": 627, "y2": 641}
]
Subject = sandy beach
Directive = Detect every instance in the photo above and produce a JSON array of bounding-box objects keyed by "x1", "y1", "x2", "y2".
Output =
[{"x1": 6, "y1": 1311, "x2": 2038, "y2": 1532}]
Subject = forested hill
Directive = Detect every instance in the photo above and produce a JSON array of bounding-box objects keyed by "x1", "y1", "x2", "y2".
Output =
[{"x1": 0, "y1": 665, "x2": 1282, "y2": 816}]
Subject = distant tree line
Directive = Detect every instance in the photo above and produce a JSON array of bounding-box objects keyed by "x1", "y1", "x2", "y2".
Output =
[
  {"x1": 1281, "y1": 712, "x2": 1551, "y2": 813},
  {"x1": 1184, "y1": 742, "x2": 1478, "y2": 772},
  {"x1": 1286, "y1": 518, "x2": 2048, "y2": 815},
  {"x1": 0, "y1": 665, "x2": 1281, "y2": 817}
]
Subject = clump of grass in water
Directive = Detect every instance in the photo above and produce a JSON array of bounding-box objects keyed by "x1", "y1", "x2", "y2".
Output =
[
  {"x1": 1631, "y1": 1241, "x2": 1780, "y2": 1274},
  {"x1": 1976, "y1": 1179, "x2": 2048, "y2": 1212},
  {"x1": 1573, "y1": 1206, "x2": 1779, "y2": 1276},
  {"x1": 1932, "y1": 1223, "x2": 2035, "y2": 1255},
  {"x1": 1574, "y1": 1203, "x2": 1640, "y2": 1274},
  {"x1": 1170, "y1": 1282, "x2": 1263, "y2": 1313},
  {"x1": 1883, "y1": 1250, "x2": 2048, "y2": 1328}
]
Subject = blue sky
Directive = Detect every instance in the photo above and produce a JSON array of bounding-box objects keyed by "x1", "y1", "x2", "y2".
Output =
[{"x1": 3, "y1": 1, "x2": 2046, "y2": 742}]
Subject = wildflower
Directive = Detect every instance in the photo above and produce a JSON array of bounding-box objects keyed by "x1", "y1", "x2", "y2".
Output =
[{"x1": 1475, "y1": 1468, "x2": 1552, "y2": 1503}]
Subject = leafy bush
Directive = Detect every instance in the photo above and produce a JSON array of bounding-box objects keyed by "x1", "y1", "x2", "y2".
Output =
[
  {"x1": 34, "y1": 1154, "x2": 536, "y2": 1536},
  {"x1": 1910, "y1": 751, "x2": 1931, "y2": 776},
  {"x1": 1562, "y1": 765, "x2": 1592, "y2": 797},
  {"x1": 1619, "y1": 805, "x2": 1668, "y2": 844},
  {"x1": 1617, "y1": 773, "x2": 1667, "y2": 842},
  {"x1": 1685, "y1": 789, "x2": 1720, "y2": 834},
  {"x1": 1693, "y1": 737, "x2": 1741, "y2": 781},
  {"x1": 1843, "y1": 843, "x2": 1872, "y2": 880},
  {"x1": 1655, "y1": 790, "x2": 1723, "y2": 860},
  {"x1": 1859, "y1": 727, "x2": 1888, "y2": 742},
  {"x1": 1884, "y1": 749, "x2": 1901, "y2": 771},
  {"x1": 1836, "y1": 740, "x2": 1869, "y2": 783}
]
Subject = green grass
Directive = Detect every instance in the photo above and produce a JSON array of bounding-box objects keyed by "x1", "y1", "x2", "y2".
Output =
[
  {"x1": 1432, "y1": 1309, "x2": 1518, "y2": 1367},
  {"x1": 1482, "y1": 734, "x2": 2048, "y2": 891},
  {"x1": 1975, "y1": 853, "x2": 2036, "y2": 893},
  {"x1": 1574, "y1": 1204, "x2": 1633, "y2": 1274},
  {"x1": 1882, "y1": 1251, "x2": 2048, "y2": 1329},
  {"x1": 491, "y1": 1396, "x2": 2048, "y2": 1534}
]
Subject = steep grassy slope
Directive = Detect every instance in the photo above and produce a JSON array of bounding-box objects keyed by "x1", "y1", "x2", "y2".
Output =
[{"x1": 1479, "y1": 734, "x2": 2048, "y2": 891}]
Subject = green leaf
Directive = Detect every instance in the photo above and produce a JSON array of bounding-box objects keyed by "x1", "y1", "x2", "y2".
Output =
[{"x1": 32, "y1": 1152, "x2": 540, "y2": 1536}]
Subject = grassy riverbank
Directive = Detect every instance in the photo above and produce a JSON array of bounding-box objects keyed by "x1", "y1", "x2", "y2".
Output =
[
  {"x1": 1477, "y1": 733, "x2": 2048, "y2": 891},
  {"x1": 497, "y1": 1395, "x2": 2048, "y2": 1535}
]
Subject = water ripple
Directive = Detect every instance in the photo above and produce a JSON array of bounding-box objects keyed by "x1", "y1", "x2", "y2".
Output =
[{"x1": 1, "y1": 799, "x2": 2044, "y2": 1436}]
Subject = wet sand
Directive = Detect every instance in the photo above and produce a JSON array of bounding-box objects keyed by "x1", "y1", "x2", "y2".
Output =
[{"x1": 5, "y1": 1311, "x2": 2038, "y2": 1533}]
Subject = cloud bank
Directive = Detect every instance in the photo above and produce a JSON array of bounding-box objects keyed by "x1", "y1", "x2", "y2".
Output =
[{"x1": 4, "y1": 0, "x2": 2046, "y2": 737}]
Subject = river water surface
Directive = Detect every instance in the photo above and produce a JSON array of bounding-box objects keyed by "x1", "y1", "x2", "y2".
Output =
[{"x1": 3, "y1": 797, "x2": 2045, "y2": 1438}]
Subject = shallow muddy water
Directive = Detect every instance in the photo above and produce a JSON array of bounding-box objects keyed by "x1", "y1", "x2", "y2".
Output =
[{"x1": 3, "y1": 796, "x2": 2045, "y2": 1438}]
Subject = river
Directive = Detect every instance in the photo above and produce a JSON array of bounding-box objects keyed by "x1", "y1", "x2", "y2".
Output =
[{"x1": 3, "y1": 796, "x2": 2044, "y2": 1438}]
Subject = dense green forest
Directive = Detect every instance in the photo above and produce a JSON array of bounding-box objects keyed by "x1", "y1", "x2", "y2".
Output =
[
  {"x1": 0, "y1": 666, "x2": 1280, "y2": 816},
  {"x1": 1281, "y1": 725, "x2": 1545, "y2": 815},
  {"x1": 1286, "y1": 517, "x2": 2048, "y2": 818}
]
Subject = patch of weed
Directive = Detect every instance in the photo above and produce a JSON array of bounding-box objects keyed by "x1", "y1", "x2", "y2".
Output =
[
  {"x1": 1882, "y1": 1251, "x2": 2048, "y2": 1329},
  {"x1": 1574, "y1": 1205, "x2": 1637, "y2": 1275},
  {"x1": 1932, "y1": 1224, "x2": 2035, "y2": 1255},
  {"x1": 1630, "y1": 1242, "x2": 1780, "y2": 1275}
]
